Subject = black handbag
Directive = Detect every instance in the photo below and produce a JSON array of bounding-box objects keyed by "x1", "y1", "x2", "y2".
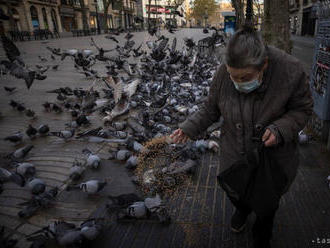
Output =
[{"x1": 217, "y1": 141, "x2": 288, "y2": 216}]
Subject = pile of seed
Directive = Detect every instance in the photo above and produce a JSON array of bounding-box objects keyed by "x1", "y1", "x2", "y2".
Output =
[{"x1": 136, "y1": 136, "x2": 191, "y2": 196}]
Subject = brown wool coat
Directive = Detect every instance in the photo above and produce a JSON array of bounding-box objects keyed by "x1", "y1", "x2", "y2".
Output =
[{"x1": 179, "y1": 46, "x2": 314, "y2": 195}]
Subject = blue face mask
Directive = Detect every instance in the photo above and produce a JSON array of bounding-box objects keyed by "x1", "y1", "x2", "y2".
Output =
[{"x1": 232, "y1": 77, "x2": 261, "y2": 94}]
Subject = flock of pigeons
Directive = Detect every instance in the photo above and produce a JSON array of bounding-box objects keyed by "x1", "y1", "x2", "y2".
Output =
[{"x1": 0, "y1": 27, "x2": 225, "y2": 247}]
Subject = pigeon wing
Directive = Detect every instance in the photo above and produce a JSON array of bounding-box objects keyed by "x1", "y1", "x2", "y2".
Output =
[
  {"x1": 171, "y1": 37, "x2": 177, "y2": 52},
  {"x1": 1, "y1": 36, "x2": 20, "y2": 62},
  {"x1": 124, "y1": 79, "x2": 140, "y2": 98}
]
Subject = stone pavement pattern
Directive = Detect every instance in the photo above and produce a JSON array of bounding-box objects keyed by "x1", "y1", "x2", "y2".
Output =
[{"x1": 0, "y1": 29, "x2": 329, "y2": 248}]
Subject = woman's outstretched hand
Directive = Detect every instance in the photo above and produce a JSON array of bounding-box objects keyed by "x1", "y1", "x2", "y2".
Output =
[{"x1": 170, "y1": 128, "x2": 189, "y2": 144}]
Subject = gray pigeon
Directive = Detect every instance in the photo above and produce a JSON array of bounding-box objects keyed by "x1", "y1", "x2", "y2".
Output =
[
  {"x1": 4, "y1": 131, "x2": 23, "y2": 145},
  {"x1": 125, "y1": 155, "x2": 138, "y2": 169},
  {"x1": 80, "y1": 218, "x2": 104, "y2": 240},
  {"x1": 69, "y1": 160, "x2": 85, "y2": 181},
  {"x1": 26, "y1": 124, "x2": 37, "y2": 139},
  {"x1": 11, "y1": 145, "x2": 34, "y2": 160},
  {"x1": 49, "y1": 129, "x2": 75, "y2": 141},
  {"x1": 18, "y1": 187, "x2": 58, "y2": 218},
  {"x1": 0, "y1": 167, "x2": 25, "y2": 187},
  {"x1": 123, "y1": 201, "x2": 147, "y2": 219},
  {"x1": 82, "y1": 149, "x2": 101, "y2": 169},
  {"x1": 37, "y1": 124, "x2": 49, "y2": 135},
  {"x1": 67, "y1": 179, "x2": 107, "y2": 194},
  {"x1": 14, "y1": 162, "x2": 36, "y2": 178},
  {"x1": 28, "y1": 178, "x2": 46, "y2": 195}
]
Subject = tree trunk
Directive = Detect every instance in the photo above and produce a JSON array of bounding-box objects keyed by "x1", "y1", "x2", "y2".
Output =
[
  {"x1": 263, "y1": 0, "x2": 291, "y2": 53},
  {"x1": 231, "y1": 0, "x2": 245, "y2": 29}
]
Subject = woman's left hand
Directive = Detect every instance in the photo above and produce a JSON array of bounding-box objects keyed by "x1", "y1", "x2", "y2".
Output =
[{"x1": 262, "y1": 129, "x2": 277, "y2": 147}]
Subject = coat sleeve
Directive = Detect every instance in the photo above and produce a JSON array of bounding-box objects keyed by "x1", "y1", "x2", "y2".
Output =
[
  {"x1": 178, "y1": 65, "x2": 223, "y2": 139},
  {"x1": 272, "y1": 65, "x2": 314, "y2": 144}
]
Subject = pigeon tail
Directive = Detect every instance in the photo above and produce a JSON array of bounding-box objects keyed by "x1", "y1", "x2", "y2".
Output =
[{"x1": 25, "y1": 71, "x2": 36, "y2": 89}]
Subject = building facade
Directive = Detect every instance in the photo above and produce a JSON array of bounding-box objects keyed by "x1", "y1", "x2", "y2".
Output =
[
  {"x1": 0, "y1": 0, "x2": 139, "y2": 36},
  {"x1": 0, "y1": 0, "x2": 63, "y2": 35},
  {"x1": 141, "y1": 0, "x2": 186, "y2": 28},
  {"x1": 289, "y1": 0, "x2": 318, "y2": 36}
]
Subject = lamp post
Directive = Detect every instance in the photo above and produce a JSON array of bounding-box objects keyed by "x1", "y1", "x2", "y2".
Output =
[{"x1": 94, "y1": 0, "x2": 101, "y2": 34}]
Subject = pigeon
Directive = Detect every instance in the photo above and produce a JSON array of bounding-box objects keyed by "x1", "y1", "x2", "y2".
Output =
[
  {"x1": 1, "y1": 35, "x2": 24, "y2": 65},
  {"x1": 126, "y1": 138, "x2": 144, "y2": 152},
  {"x1": 25, "y1": 109, "x2": 36, "y2": 118},
  {"x1": 0, "y1": 167, "x2": 25, "y2": 187},
  {"x1": 79, "y1": 218, "x2": 105, "y2": 240},
  {"x1": 16, "y1": 103, "x2": 26, "y2": 112},
  {"x1": 13, "y1": 162, "x2": 36, "y2": 178},
  {"x1": 69, "y1": 160, "x2": 85, "y2": 181},
  {"x1": 119, "y1": 201, "x2": 147, "y2": 219},
  {"x1": 4, "y1": 86, "x2": 16, "y2": 93},
  {"x1": 125, "y1": 155, "x2": 138, "y2": 169},
  {"x1": 46, "y1": 46, "x2": 62, "y2": 56},
  {"x1": 26, "y1": 221, "x2": 81, "y2": 247},
  {"x1": 10, "y1": 145, "x2": 34, "y2": 160},
  {"x1": 37, "y1": 124, "x2": 50, "y2": 136},
  {"x1": 9, "y1": 99, "x2": 18, "y2": 108},
  {"x1": 4, "y1": 131, "x2": 23, "y2": 145},
  {"x1": 52, "y1": 103, "x2": 63, "y2": 113},
  {"x1": 104, "y1": 35, "x2": 119, "y2": 43},
  {"x1": 49, "y1": 129, "x2": 75, "y2": 141},
  {"x1": 112, "y1": 121, "x2": 126, "y2": 131},
  {"x1": 75, "y1": 114, "x2": 90, "y2": 126},
  {"x1": 18, "y1": 187, "x2": 58, "y2": 218},
  {"x1": 26, "y1": 124, "x2": 38, "y2": 139},
  {"x1": 82, "y1": 149, "x2": 101, "y2": 169},
  {"x1": 109, "y1": 149, "x2": 131, "y2": 161},
  {"x1": 38, "y1": 56, "x2": 47, "y2": 62},
  {"x1": 42, "y1": 101, "x2": 52, "y2": 112},
  {"x1": 67, "y1": 179, "x2": 107, "y2": 195},
  {"x1": 28, "y1": 178, "x2": 46, "y2": 195},
  {"x1": 124, "y1": 31, "x2": 134, "y2": 40}
]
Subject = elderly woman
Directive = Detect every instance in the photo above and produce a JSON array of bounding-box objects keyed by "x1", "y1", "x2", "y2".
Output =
[{"x1": 170, "y1": 27, "x2": 313, "y2": 247}]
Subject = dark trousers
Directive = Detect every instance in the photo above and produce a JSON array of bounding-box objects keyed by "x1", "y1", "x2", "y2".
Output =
[{"x1": 230, "y1": 197, "x2": 278, "y2": 248}]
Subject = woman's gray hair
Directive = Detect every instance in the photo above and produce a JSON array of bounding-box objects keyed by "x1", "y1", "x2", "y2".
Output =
[{"x1": 225, "y1": 26, "x2": 267, "y2": 70}]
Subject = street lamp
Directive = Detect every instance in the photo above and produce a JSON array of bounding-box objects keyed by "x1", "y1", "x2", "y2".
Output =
[{"x1": 94, "y1": 0, "x2": 101, "y2": 34}]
